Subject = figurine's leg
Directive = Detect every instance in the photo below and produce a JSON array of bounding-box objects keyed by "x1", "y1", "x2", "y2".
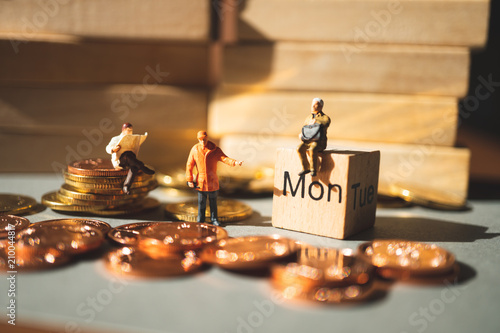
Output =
[
  {"x1": 309, "y1": 142, "x2": 319, "y2": 176},
  {"x1": 208, "y1": 191, "x2": 219, "y2": 225},
  {"x1": 297, "y1": 142, "x2": 311, "y2": 175},
  {"x1": 122, "y1": 168, "x2": 137, "y2": 194},
  {"x1": 120, "y1": 151, "x2": 155, "y2": 175},
  {"x1": 197, "y1": 191, "x2": 207, "y2": 223}
]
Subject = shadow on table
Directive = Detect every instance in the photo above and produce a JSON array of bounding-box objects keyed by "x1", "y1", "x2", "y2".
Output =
[
  {"x1": 351, "y1": 216, "x2": 500, "y2": 243},
  {"x1": 229, "y1": 211, "x2": 272, "y2": 227}
]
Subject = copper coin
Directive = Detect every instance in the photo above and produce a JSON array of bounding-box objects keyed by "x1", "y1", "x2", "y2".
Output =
[
  {"x1": 16, "y1": 223, "x2": 105, "y2": 255},
  {"x1": 67, "y1": 158, "x2": 128, "y2": 177},
  {"x1": 0, "y1": 242, "x2": 70, "y2": 271},
  {"x1": 33, "y1": 218, "x2": 112, "y2": 235},
  {"x1": 137, "y1": 222, "x2": 228, "y2": 258},
  {"x1": 271, "y1": 246, "x2": 375, "y2": 289},
  {"x1": 200, "y1": 235, "x2": 300, "y2": 270},
  {"x1": 358, "y1": 240, "x2": 456, "y2": 277},
  {"x1": 0, "y1": 194, "x2": 38, "y2": 215},
  {"x1": 0, "y1": 215, "x2": 31, "y2": 238},
  {"x1": 104, "y1": 247, "x2": 202, "y2": 278},
  {"x1": 107, "y1": 222, "x2": 163, "y2": 245}
]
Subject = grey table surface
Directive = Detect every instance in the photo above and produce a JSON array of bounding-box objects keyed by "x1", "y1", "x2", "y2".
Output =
[{"x1": 1, "y1": 173, "x2": 499, "y2": 333}]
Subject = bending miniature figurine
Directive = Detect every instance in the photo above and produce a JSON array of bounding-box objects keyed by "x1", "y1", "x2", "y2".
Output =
[
  {"x1": 106, "y1": 123, "x2": 155, "y2": 194},
  {"x1": 297, "y1": 98, "x2": 331, "y2": 177},
  {"x1": 186, "y1": 131, "x2": 243, "y2": 226}
]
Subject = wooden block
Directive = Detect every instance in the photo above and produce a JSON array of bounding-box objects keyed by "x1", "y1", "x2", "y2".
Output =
[
  {"x1": 0, "y1": 40, "x2": 220, "y2": 86},
  {"x1": 208, "y1": 88, "x2": 458, "y2": 145},
  {"x1": 0, "y1": 85, "x2": 207, "y2": 172},
  {"x1": 238, "y1": 0, "x2": 490, "y2": 47},
  {"x1": 0, "y1": 0, "x2": 212, "y2": 42},
  {"x1": 218, "y1": 135, "x2": 470, "y2": 206},
  {"x1": 222, "y1": 42, "x2": 470, "y2": 97},
  {"x1": 272, "y1": 147, "x2": 380, "y2": 239}
]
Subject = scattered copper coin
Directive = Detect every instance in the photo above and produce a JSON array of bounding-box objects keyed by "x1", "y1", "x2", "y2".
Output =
[
  {"x1": 164, "y1": 198, "x2": 253, "y2": 223},
  {"x1": 138, "y1": 222, "x2": 228, "y2": 258},
  {"x1": 200, "y1": 235, "x2": 300, "y2": 270},
  {"x1": 0, "y1": 242, "x2": 70, "y2": 271},
  {"x1": 67, "y1": 158, "x2": 128, "y2": 177},
  {"x1": 358, "y1": 240, "x2": 456, "y2": 278},
  {"x1": 107, "y1": 222, "x2": 163, "y2": 245},
  {"x1": 32, "y1": 218, "x2": 112, "y2": 235},
  {"x1": 16, "y1": 223, "x2": 105, "y2": 255},
  {"x1": 0, "y1": 215, "x2": 31, "y2": 238},
  {"x1": 0, "y1": 194, "x2": 38, "y2": 215},
  {"x1": 104, "y1": 247, "x2": 202, "y2": 278}
]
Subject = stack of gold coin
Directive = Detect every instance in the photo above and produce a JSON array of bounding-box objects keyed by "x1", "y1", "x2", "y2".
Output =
[
  {"x1": 358, "y1": 240, "x2": 459, "y2": 283},
  {"x1": 1, "y1": 218, "x2": 110, "y2": 271},
  {"x1": 270, "y1": 245, "x2": 377, "y2": 303},
  {"x1": 42, "y1": 158, "x2": 159, "y2": 216}
]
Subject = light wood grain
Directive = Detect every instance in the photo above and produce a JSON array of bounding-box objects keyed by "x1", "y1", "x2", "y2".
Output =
[
  {"x1": 223, "y1": 42, "x2": 470, "y2": 97},
  {"x1": 208, "y1": 88, "x2": 458, "y2": 145},
  {"x1": 272, "y1": 147, "x2": 380, "y2": 239},
  {"x1": 238, "y1": 0, "x2": 490, "y2": 47},
  {"x1": 0, "y1": 0, "x2": 211, "y2": 42}
]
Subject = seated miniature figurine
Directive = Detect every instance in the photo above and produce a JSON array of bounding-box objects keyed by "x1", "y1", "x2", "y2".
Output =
[
  {"x1": 106, "y1": 123, "x2": 155, "y2": 194},
  {"x1": 186, "y1": 131, "x2": 243, "y2": 226},
  {"x1": 297, "y1": 98, "x2": 331, "y2": 177}
]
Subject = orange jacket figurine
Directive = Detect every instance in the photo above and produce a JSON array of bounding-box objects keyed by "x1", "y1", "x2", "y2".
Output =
[{"x1": 186, "y1": 131, "x2": 243, "y2": 226}]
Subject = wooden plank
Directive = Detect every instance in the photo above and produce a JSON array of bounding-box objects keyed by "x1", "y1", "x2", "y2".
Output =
[
  {"x1": 238, "y1": 0, "x2": 490, "y2": 47},
  {"x1": 217, "y1": 135, "x2": 470, "y2": 206},
  {"x1": 0, "y1": 85, "x2": 207, "y2": 172},
  {"x1": 0, "y1": 0, "x2": 212, "y2": 42},
  {"x1": 208, "y1": 88, "x2": 458, "y2": 145},
  {"x1": 272, "y1": 147, "x2": 380, "y2": 239},
  {"x1": 0, "y1": 40, "x2": 220, "y2": 86},
  {"x1": 223, "y1": 42, "x2": 470, "y2": 97}
]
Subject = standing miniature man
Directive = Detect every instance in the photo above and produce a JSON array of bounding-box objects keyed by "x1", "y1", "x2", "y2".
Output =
[
  {"x1": 106, "y1": 123, "x2": 155, "y2": 194},
  {"x1": 297, "y1": 98, "x2": 331, "y2": 177},
  {"x1": 186, "y1": 131, "x2": 243, "y2": 226}
]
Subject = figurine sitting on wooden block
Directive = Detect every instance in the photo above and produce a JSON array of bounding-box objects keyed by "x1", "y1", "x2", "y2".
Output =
[{"x1": 298, "y1": 98, "x2": 331, "y2": 177}]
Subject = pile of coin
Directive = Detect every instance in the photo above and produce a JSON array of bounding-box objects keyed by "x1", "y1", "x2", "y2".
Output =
[
  {"x1": 0, "y1": 217, "x2": 111, "y2": 271},
  {"x1": 42, "y1": 158, "x2": 159, "y2": 216}
]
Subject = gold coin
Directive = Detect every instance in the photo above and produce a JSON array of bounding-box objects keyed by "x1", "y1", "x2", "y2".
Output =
[
  {"x1": 56, "y1": 190, "x2": 139, "y2": 207},
  {"x1": 104, "y1": 247, "x2": 203, "y2": 278},
  {"x1": 64, "y1": 178, "x2": 155, "y2": 190},
  {"x1": 164, "y1": 198, "x2": 252, "y2": 223},
  {"x1": 67, "y1": 158, "x2": 128, "y2": 177},
  {"x1": 42, "y1": 192, "x2": 109, "y2": 211},
  {"x1": 33, "y1": 218, "x2": 111, "y2": 235},
  {"x1": 0, "y1": 242, "x2": 70, "y2": 271},
  {"x1": 358, "y1": 240, "x2": 456, "y2": 278},
  {"x1": 200, "y1": 235, "x2": 300, "y2": 270},
  {"x1": 85, "y1": 197, "x2": 161, "y2": 216},
  {"x1": 137, "y1": 222, "x2": 228, "y2": 258},
  {"x1": 388, "y1": 184, "x2": 468, "y2": 210},
  {"x1": 0, "y1": 215, "x2": 31, "y2": 238},
  {"x1": 107, "y1": 222, "x2": 163, "y2": 245},
  {"x1": 17, "y1": 222, "x2": 105, "y2": 255},
  {"x1": 64, "y1": 171, "x2": 152, "y2": 184},
  {"x1": 61, "y1": 181, "x2": 158, "y2": 195},
  {"x1": 59, "y1": 184, "x2": 146, "y2": 201},
  {"x1": 0, "y1": 194, "x2": 38, "y2": 215}
]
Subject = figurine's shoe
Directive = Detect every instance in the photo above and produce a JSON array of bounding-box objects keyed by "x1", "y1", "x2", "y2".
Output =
[
  {"x1": 141, "y1": 165, "x2": 155, "y2": 175},
  {"x1": 298, "y1": 170, "x2": 311, "y2": 176},
  {"x1": 310, "y1": 170, "x2": 317, "y2": 177},
  {"x1": 212, "y1": 220, "x2": 222, "y2": 227},
  {"x1": 122, "y1": 185, "x2": 131, "y2": 195}
]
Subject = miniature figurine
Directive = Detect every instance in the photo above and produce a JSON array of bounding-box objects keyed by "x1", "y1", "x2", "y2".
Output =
[
  {"x1": 186, "y1": 131, "x2": 243, "y2": 226},
  {"x1": 106, "y1": 123, "x2": 155, "y2": 194},
  {"x1": 297, "y1": 98, "x2": 331, "y2": 177}
]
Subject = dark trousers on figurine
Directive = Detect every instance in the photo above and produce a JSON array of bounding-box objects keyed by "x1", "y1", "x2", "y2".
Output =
[
  {"x1": 119, "y1": 151, "x2": 154, "y2": 193},
  {"x1": 197, "y1": 190, "x2": 218, "y2": 223},
  {"x1": 297, "y1": 141, "x2": 325, "y2": 174}
]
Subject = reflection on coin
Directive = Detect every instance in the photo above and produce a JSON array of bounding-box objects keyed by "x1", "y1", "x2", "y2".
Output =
[
  {"x1": 138, "y1": 222, "x2": 228, "y2": 258},
  {"x1": 0, "y1": 242, "x2": 69, "y2": 271},
  {"x1": 17, "y1": 223, "x2": 105, "y2": 255},
  {"x1": 0, "y1": 215, "x2": 31, "y2": 238},
  {"x1": 104, "y1": 247, "x2": 203, "y2": 278},
  {"x1": 164, "y1": 198, "x2": 252, "y2": 223},
  {"x1": 0, "y1": 194, "x2": 38, "y2": 215},
  {"x1": 33, "y1": 218, "x2": 112, "y2": 235},
  {"x1": 358, "y1": 240, "x2": 456, "y2": 278},
  {"x1": 67, "y1": 158, "x2": 128, "y2": 177},
  {"x1": 107, "y1": 222, "x2": 163, "y2": 245},
  {"x1": 200, "y1": 235, "x2": 300, "y2": 270}
]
